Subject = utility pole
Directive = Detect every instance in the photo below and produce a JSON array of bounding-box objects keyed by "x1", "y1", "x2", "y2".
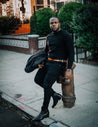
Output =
[{"x1": 33, "y1": 6, "x2": 37, "y2": 33}]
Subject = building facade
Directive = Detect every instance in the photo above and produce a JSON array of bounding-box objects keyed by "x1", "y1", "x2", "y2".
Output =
[
  {"x1": 0, "y1": 0, "x2": 52, "y2": 20},
  {"x1": 0, "y1": 0, "x2": 97, "y2": 21}
]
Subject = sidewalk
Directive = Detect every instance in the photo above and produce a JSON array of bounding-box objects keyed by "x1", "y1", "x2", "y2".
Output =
[{"x1": 0, "y1": 49, "x2": 98, "y2": 127}]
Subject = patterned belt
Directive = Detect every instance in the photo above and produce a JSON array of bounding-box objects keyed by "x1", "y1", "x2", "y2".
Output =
[{"x1": 48, "y1": 57, "x2": 66, "y2": 63}]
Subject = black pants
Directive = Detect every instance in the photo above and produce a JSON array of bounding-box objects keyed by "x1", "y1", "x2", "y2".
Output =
[{"x1": 34, "y1": 61, "x2": 66, "y2": 111}]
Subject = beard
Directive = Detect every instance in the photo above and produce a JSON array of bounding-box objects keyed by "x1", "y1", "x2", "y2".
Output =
[{"x1": 51, "y1": 27, "x2": 60, "y2": 32}]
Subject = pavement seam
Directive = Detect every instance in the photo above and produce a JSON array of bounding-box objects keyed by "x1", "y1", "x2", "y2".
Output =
[
  {"x1": 26, "y1": 97, "x2": 43, "y2": 104},
  {"x1": 49, "y1": 120, "x2": 71, "y2": 127},
  {"x1": 80, "y1": 86, "x2": 98, "y2": 93},
  {"x1": 75, "y1": 78, "x2": 98, "y2": 89}
]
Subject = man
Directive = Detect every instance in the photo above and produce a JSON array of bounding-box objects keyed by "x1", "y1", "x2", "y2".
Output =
[{"x1": 33, "y1": 17, "x2": 74, "y2": 121}]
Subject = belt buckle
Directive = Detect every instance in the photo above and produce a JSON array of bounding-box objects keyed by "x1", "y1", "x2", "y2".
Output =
[
  {"x1": 61, "y1": 60, "x2": 64, "y2": 62},
  {"x1": 56, "y1": 59, "x2": 59, "y2": 62}
]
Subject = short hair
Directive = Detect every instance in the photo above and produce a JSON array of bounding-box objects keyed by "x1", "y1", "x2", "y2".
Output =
[{"x1": 49, "y1": 16, "x2": 60, "y2": 22}]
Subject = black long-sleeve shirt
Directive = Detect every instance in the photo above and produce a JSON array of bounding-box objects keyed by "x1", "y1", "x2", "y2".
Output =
[{"x1": 46, "y1": 29, "x2": 74, "y2": 69}]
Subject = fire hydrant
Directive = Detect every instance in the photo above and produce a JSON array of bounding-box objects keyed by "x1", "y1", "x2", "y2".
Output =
[{"x1": 58, "y1": 62, "x2": 76, "y2": 108}]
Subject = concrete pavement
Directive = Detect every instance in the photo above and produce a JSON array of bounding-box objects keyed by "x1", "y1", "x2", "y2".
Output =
[{"x1": 0, "y1": 49, "x2": 98, "y2": 127}]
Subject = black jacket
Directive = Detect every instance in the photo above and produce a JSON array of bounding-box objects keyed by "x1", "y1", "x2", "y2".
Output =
[
  {"x1": 25, "y1": 50, "x2": 47, "y2": 73},
  {"x1": 47, "y1": 30, "x2": 74, "y2": 69}
]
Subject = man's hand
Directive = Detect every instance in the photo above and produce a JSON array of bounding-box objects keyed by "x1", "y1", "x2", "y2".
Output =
[
  {"x1": 65, "y1": 69, "x2": 72, "y2": 79},
  {"x1": 38, "y1": 62, "x2": 44, "y2": 68}
]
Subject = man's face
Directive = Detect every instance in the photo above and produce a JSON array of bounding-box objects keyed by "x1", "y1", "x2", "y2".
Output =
[{"x1": 49, "y1": 18, "x2": 61, "y2": 32}]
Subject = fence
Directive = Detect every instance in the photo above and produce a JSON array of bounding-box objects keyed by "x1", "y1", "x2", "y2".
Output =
[
  {"x1": 0, "y1": 35, "x2": 89, "y2": 63},
  {"x1": 74, "y1": 46, "x2": 91, "y2": 63}
]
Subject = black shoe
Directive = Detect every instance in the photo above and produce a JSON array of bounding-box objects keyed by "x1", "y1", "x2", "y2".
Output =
[
  {"x1": 52, "y1": 93, "x2": 62, "y2": 108},
  {"x1": 33, "y1": 110, "x2": 49, "y2": 121}
]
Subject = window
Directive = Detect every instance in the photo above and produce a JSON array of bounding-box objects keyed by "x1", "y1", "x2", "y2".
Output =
[
  {"x1": 36, "y1": 0, "x2": 43, "y2": 4},
  {"x1": 48, "y1": 0, "x2": 50, "y2": 4}
]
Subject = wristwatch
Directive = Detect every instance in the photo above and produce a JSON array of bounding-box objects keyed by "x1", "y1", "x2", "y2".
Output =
[{"x1": 67, "y1": 69, "x2": 71, "y2": 71}]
